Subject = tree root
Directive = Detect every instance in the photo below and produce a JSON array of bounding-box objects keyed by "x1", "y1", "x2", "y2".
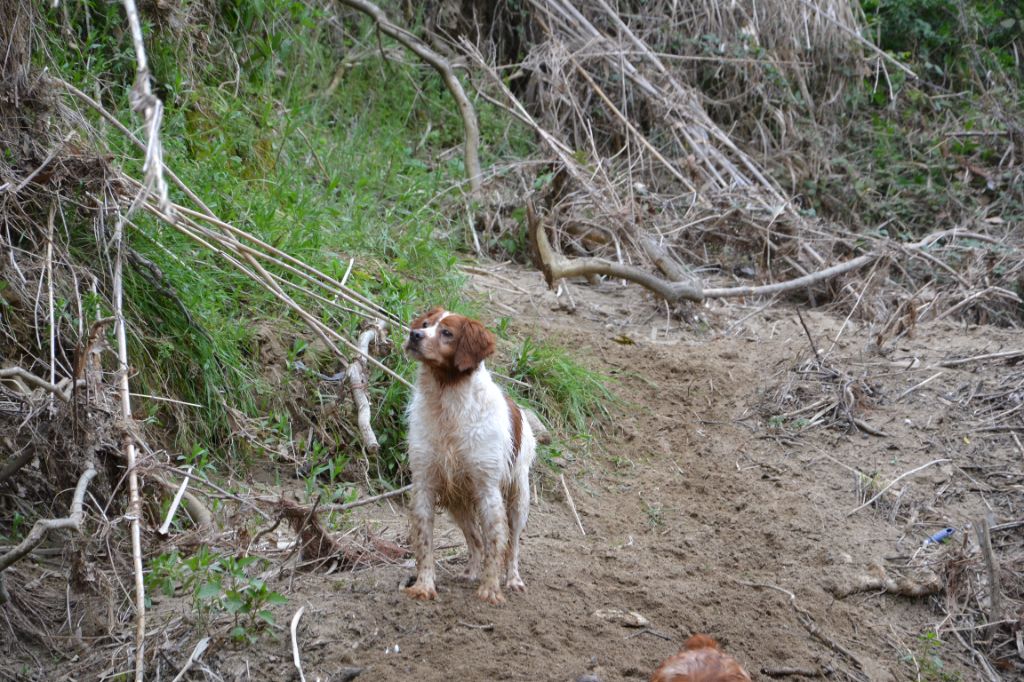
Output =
[{"x1": 828, "y1": 564, "x2": 943, "y2": 599}]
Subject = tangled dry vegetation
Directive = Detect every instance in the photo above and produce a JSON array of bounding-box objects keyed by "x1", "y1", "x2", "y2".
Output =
[
  {"x1": 1, "y1": 0, "x2": 1022, "y2": 678},
  {"x1": 428, "y1": 0, "x2": 1023, "y2": 330}
]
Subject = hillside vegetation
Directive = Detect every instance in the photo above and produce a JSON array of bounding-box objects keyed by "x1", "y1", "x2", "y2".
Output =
[{"x1": 0, "y1": 0, "x2": 1021, "y2": 678}]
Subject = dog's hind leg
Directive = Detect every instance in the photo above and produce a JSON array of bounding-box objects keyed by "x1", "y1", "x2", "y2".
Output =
[
  {"x1": 504, "y1": 477, "x2": 529, "y2": 592},
  {"x1": 451, "y1": 505, "x2": 483, "y2": 581},
  {"x1": 476, "y1": 488, "x2": 508, "y2": 605}
]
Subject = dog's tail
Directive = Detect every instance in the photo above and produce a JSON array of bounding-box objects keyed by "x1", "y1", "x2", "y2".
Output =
[{"x1": 522, "y1": 408, "x2": 551, "y2": 444}]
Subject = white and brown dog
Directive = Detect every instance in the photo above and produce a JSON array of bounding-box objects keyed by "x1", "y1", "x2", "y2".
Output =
[{"x1": 402, "y1": 307, "x2": 536, "y2": 605}]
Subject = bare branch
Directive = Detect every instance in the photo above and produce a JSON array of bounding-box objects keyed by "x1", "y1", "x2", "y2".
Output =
[
  {"x1": 346, "y1": 320, "x2": 387, "y2": 455},
  {"x1": 111, "y1": 204, "x2": 147, "y2": 681},
  {"x1": 0, "y1": 465, "x2": 97, "y2": 603},
  {"x1": 0, "y1": 367, "x2": 71, "y2": 402},
  {"x1": 336, "y1": 0, "x2": 481, "y2": 193}
]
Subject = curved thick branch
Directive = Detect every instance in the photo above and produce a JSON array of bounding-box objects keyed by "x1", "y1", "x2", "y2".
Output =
[
  {"x1": 528, "y1": 202, "x2": 880, "y2": 303},
  {"x1": 528, "y1": 202, "x2": 704, "y2": 300},
  {"x1": 346, "y1": 320, "x2": 387, "y2": 454},
  {"x1": 0, "y1": 367, "x2": 71, "y2": 402},
  {"x1": 336, "y1": 0, "x2": 481, "y2": 193},
  {"x1": 0, "y1": 465, "x2": 97, "y2": 603}
]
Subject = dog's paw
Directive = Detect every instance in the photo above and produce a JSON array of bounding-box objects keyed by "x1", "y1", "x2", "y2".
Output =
[
  {"x1": 403, "y1": 583, "x2": 438, "y2": 601},
  {"x1": 476, "y1": 583, "x2": 506, "y2": 605},
  {"x1": 505, "y1": 576, "x2": 526, "y2": 592},
  {"x1": 459, "y1": 567, "x2": 481, "y2": 583}
]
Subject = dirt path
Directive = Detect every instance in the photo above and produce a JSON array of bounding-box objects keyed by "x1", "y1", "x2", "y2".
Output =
[{"x1": 203, "y1": 265, "x2": 1020, "y2": 681}]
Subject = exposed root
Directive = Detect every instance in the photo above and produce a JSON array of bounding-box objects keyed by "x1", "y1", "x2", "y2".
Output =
[{"x1": 828, "y1": 564, "x2": 943, "y2": 599}]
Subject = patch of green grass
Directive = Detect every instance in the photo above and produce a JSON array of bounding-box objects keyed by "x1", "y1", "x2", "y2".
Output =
[
  {"x1": 39, "y1": 1, "x2": 475, "y2": 466},
  {"x1": 36, "y1": 0, "x2": 586, "y2": 487},
  {"x1": 506, "y1": 337, "x2": 615, "y2": 434}
]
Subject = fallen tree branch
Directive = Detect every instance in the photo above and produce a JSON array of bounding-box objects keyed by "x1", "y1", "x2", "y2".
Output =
[
  {"x1": 560, "y1": 474, "x2": 586, "y2": 536},
  {"x1": 529, "y1": 201, "x2": 702, "y2": 300},
  {"x1": 346, "y1": 320, "x2": 387, "y2": 454},
  {"x1": 151, "y1": 472, "x2": 212, "y2": 531},
  {"x1": 528, "y1": 202, "x2": 878, "y2": 303},
  {"x1": 169, "y1": 637, "x2": 209, "y2": 682},
  {"x1": 938, "y1": 349, "x2": 1024, "y2": 368},
  {"x1": 974, "y1": 515, "x2": 1003, "y2": 636},
  {"x1": 336, "y1": 0, "x2": 481, "y2": 193},
  {"x1": 0, "y1": 367, "x2": 71, "y2": 402},
  {"x1": 736, "y1": 580, "x2": 867, "y2": 677},
  {"x1": 158, "y1": 466, "x2": 198, "y2": 534},
  {"x1": 0, "y1": 464, "x2": 97, "y2": 603},
  {"x1": 258, "y1": 484, "x2": 411, "y2": 514}
]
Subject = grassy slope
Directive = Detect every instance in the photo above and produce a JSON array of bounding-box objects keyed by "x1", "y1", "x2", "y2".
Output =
[{"x1": 39, "y1": 0, "x2": 607, "y2": 488}]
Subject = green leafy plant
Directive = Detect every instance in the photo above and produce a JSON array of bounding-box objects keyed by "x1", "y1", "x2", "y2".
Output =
[
  {"x1": 145, "y1": 549, "x2": 286, "y2": 641},
  {"x1": 901, "y1": 631, "x2": 962, "y2": 682}
]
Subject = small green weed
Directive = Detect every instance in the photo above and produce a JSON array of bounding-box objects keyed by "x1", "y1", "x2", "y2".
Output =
[
  {"x1": 145, "y1": 549, "x2": 287, "y2": 642},
  {"x1": 901, "y1": 631, "x2": 962, "y2": 682}
]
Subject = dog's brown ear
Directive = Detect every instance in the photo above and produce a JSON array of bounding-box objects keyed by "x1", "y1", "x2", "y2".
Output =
[{"x1": 454, "y1": 318, "x2": 496, "y2": 372}]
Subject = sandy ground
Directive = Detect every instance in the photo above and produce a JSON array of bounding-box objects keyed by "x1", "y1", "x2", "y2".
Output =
[
  {"x1": 189, "y1": 264, "x2": 1020, "y2": 682},
  {"x1": 8, "y1": 263, "x2": 1021, "y2": 681}
]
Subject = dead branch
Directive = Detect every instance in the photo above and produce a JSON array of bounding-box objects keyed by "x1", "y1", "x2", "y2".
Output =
[
  {"x1": 336, "y1": 0, "x2": 481, "y2": 193},
  {"x1": 346, "y1": 320, "x2": 387, "y2": 454},
  {"x1": 736, "y1": 580, "x2": 867, "y2": 678},
  {"x1": 529, "y1": 202, "x2": 880, "y2": 303},
  {"x1": 938, "y1": 349, "x2": 1024, "y2": 368},
  {"x1": 560, "y1": 474, "x2": 586, "y2": 536},
  {"x1": 259, "y1": 484, "x2": 411, "y2": 514},
  {"x1": 973, "y1": 516, "x2": 1003, "y2": 635},
  {"x1": 111, "y1": 207, "x2": 147, "y2": 680},
  {"x1": 0, "y1": 464, "x2": 97, "y2": 604},
  {"x1": 169, "y1": 637, "x2": 209, "y2": 682},
  {"x1": 148, "y1": 470, "x2": 213, "y2": 530},
  {"x1": 528, "y1": 202, "x2": 702, "y2": 300},
  {"x1": 0, "y1": 367, "x2": 72, "y2": 402},
  {"x1": 276, "y1": 498, "x2": 407, "y2": 568},
  {"x1": 760, "y1": 667, "x2": 827, "y2": 678}
]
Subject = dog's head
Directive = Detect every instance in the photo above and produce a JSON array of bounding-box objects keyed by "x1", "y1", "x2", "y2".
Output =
[{"x1": 405, "y1": 307, "x2": 496, "y2": 378}]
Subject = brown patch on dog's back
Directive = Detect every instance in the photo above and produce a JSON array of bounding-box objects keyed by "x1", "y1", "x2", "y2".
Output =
[{"x1": 505, "y1": 396, "x2": 523, "y2": 463}]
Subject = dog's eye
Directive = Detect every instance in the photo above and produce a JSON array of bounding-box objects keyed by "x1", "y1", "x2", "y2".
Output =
[
  {"x1": 422, "y1": 321, "x2": 429, "y2": 328},
  {"x1": 441, "y1": 328, "x2": 453, "y2": 338}
]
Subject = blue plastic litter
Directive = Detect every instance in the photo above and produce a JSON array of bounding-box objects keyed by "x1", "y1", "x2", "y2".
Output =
[{"x1": 923, "y1": 527, "x2": 955, "y2": 546}]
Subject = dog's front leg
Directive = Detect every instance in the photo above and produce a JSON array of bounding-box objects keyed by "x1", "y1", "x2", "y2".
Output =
[
  {"x1": 403, "y1": 484, "x2": 438, "y2": 600},
  {"x1": 476, "y1": 488, "x2": 508, "y2": 605}
]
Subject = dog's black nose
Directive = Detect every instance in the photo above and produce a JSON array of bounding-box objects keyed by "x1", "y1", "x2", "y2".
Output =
[{"x1": 409, "y1": 329, "x2": 424, "y2": 343}]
